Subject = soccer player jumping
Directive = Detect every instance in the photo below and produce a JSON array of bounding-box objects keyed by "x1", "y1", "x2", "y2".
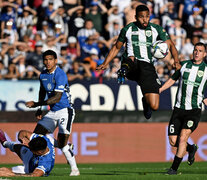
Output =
[{"x1": 96, "y1": 4, "x2": 180, "y2": 119}]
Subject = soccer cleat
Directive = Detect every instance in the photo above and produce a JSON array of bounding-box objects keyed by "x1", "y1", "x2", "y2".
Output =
[
  {"x1": 70, "y1": 168, "x2": 80, "y2": 176},
  {"x1": 187, "y1": 144, "x2": 198, "y2": 166},
  {"x1": 0, "y1": 129, "x2": 7, "y2": 147},
  {"x1": 117, "y1": 68, "x2": 127, "y2": 84},
  {"x1": 142, "y1": 97, "x2": 152, "y2": 119},
  {"x1": 166, "y1": 168, "x2": 177, "y2": 175}
]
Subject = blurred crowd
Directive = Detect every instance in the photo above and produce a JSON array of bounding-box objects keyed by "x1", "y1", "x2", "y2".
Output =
[{"x1": 0, "y1": 0, "x2": 207, "y2": 82}]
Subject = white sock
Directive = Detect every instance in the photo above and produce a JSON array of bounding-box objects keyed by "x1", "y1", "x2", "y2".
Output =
[
  {"x1": 62, "y1": 144, "x2": 78, "y2": 170},
  {"x1": 3, "y1": 141, "x2": 16, "y2": 152},
  {"x1": 46, "y1": 135, "x2": 58, "y2": 147}
]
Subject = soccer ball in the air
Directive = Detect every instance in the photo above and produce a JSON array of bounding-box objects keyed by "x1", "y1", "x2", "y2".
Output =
[{"x1": 151, "y1": 40, "x2": 169, "y2": 59}]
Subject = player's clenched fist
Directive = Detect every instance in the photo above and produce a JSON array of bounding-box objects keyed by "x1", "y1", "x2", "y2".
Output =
[{"x1": 25, "y1": 101, "x2": 35, "y2": 108}]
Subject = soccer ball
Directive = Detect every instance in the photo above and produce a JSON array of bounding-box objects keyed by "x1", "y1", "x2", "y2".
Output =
[{"x1": 151, "y1": 40, "x2": 169, "y2": 59}]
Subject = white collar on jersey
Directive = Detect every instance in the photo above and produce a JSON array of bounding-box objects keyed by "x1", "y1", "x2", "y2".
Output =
[{"x1": 47, "y1": 66, "x2": 57, "y2": 74}]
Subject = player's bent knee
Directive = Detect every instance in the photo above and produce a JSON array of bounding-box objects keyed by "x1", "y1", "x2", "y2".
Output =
[{"x1": 149, "y1": 103, "x2": 159, "y2": 111}]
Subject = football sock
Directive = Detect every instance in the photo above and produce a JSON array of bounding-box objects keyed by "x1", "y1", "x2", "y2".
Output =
[
  {"x1": 171, "y1": 155, "x2": 183, "y2": 171},
  {"x1": 46, "y1": 135, "x2": 58, "y2": 147},
  {"x1": 186, "y1": 143, "x2": 194, "y2": 152},
  {"x1": 62, "y1": 144, "x2": 78, "y2": 170},
  {"x1": 3, "y1": 141, "x2": 15, "y2": 152}
]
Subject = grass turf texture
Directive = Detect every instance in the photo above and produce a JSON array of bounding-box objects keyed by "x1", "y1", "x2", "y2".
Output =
[{"x1": 0, "y1": 162, "x2": 206, "y2": 180}]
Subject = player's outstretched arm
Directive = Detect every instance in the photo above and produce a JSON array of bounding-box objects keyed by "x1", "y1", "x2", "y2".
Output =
[
  {"x1": 166, "y1": 39, "x2": 181, "y2": 70},
  {"x1": 96, "y1": 41, "x2": 123, "y2": 70},
  {"x1": 0, "y1": 168, "x2": 44, "y2": 177},
  {"x1": 18, "y1": 130, "x2": 33, "y2": 144},
  {"x1": 159, "y1": 78, "x2": 176, "y2": 94}
]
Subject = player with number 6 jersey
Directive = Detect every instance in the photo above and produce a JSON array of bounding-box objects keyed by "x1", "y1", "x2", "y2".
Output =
[{"x1": 160, "y1": 42, "x2": 207, "y2": 175}]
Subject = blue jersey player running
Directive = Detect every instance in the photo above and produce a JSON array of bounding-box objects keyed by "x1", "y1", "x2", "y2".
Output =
[
  {"x1": 25, "y1": 50, "x2": 79, "y2": 176},
  {"x1": 0, "y1": 129, "x2": 55, "y2": 177}
]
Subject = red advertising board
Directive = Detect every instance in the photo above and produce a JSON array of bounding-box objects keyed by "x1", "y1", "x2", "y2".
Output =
[{"x1": 0, "y1": 123, "x2": 207, "y2": 164}]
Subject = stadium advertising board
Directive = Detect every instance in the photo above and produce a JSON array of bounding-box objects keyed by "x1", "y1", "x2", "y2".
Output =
[
  {"x1": 1, "y1": 123, "x2": 207, "y2": 163},
  {"x1": 0, "y1": 80, "x2": 178, "y2": 111}
]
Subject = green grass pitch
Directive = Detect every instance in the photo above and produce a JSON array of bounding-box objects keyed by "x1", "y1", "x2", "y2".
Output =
[{"x1": 0, "y1": 162, "x2": 206, "y2": 180}]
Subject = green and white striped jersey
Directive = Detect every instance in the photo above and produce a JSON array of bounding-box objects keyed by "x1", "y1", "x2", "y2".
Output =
[
  {"x1": 171, "y1": 60, "x2": 207, "y2": 110},
  {"x1": 118, "y1": 22, "x2": 170, "y2": 64}
]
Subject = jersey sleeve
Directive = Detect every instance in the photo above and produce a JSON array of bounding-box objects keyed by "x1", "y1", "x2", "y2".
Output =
[
  {"x1": 117, "y1": 27, "x2": 127, "y2": 43},
  {"x1": 54, "y1": 70, "x2": 67, "y2": 92},
  {"x1": 157, "y1": 25, "x2": 170, "y2": 41},
  {"x1": 171, "y1": 70, "x2": 181, "y2": 81},
  {"x1": 35, "y1": 159, "x2": 51, "y2": 175}
]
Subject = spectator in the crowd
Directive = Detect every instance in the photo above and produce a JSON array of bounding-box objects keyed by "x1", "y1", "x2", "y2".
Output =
[
  {"x1": 42, "y1": 0, "x2": 63, "y2": 10},
  {"x1": 53, "y1": 23, "x2": 64, "y2": 38},
  {"x1": 21, "y1": 34, "x2": 35, "y2": 52},
  {"x1": 21, "y1": 65, "x2": 41, "y2": 80},
  {"x1": 4, "y1": 62, "x2": 19, "y2": 80},
  {"x1": 44, "y1": 1, "x2": 55, "y2": 27},
  {"x1": 42, "y1": 36, "x2": 59, "y2": 56},
  {"x1": 67, "y1": 5, "x2": 85, "y2": 37},
  {"x1": 110, "y1": 0, "x2": 131, "y2": 15},
  {"x1": 107, "y1": 6, "x2": 124, "y2": 29},
  {"x1": 40, "y1": 21, "x2": 54, "y2": 40},
  {"x1": 1, "y1": 45, "x2": 18, "y2": 67},
  {"x1": 168, "y1": 18, "x2": 187, "y2": 53},
  {"x1": 0, "y1": 61, "x2": 7, "y2": 79},
  {"x1": 12, "y1": 54, "x2": 26, "y2": 78},
  {"x1": 103, "y1": 56, "x2": 121, "y2": 79},
  {"x1": 161, "y1": 1, "x2": 178, "y2": 32},
  {"x1": 83, "y1": 48, "x2": 104, "y2": 77},
  {"x1": 50, "y1": 6, "x2": 69, "y2": 37},
  {"x1": 124, "y1": 1, "x2": 142, "y2": 25},
  {"x1": 190, "y1": 15, "x2": 203, "y2": 39},
  {"x1": 16, "y1": 6, "x2": 37, "y2": 39},
  {"x1": 2, "y1": 20, "x2": 19, "y2": 44},
  {"x1": 0, "y1": 2, "x2": 17, "y2": 32},
  {"x1": 26, "y1": 41, "x2": 44, "y2": 71},
  {"x1": 187, "y1": 5, "x2": 203, "y2": 28},
  {"x1": 85, "y1": 1, "x2": 107, "y2": 34},
  {"x1": 80, "y1": 35, "x2": 99, "y2": 60},
  {"x1": 180, "y1": 36, "x2": 199, "y2": 60},
  {"x1": 178, "y1": 0, "x2": 202, "y2": 34},
  {"x1": 0, "y1": 42, "x2": 9, "y2": 67},
  {"x1": 67, "y1": 60, "x2": 92, "y2": 81},
  {"x1": 68, "y1": 36, "x2": 79, "y2": 61},
  {"x1": 77, "y1": 19, "x2": 97, "y2": 47},
  {"x1": 156, "y1": 65, "x2": 168, "y2": 82},
  {"x1": 105, "y1": 20, "x2": 121, "y2": 39},
  {"x1": 200, "y1": 28, "x2": 207, "y2": 44},
  {"x1": 58, "y1": 46, "x2": 72, "y2": 72},
  {"x1": 63, "y1": 0, "x2": 80, "y2": 12}
]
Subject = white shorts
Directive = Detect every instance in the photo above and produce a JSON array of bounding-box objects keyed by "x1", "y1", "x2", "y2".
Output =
[
  {"x1": 38, "y1": 108, "x2": 75, "y2": 134},
  {"x1": 12, "y1": 146, "x2": 33, "y2": 174}
]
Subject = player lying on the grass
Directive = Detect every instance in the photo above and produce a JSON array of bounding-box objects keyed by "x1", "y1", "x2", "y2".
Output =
[
  {"x1": 0, "y1": 129, "x2": 55, "y2": 177},
  {"x1": 160, "y1": 42, "x2": 207, "y2": 175}
]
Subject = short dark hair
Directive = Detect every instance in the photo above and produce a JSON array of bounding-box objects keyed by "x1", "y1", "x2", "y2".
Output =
[
  {"x1": 29, "y1": 137, "x2": 47, "y2": 151},
  {"x1": 136, "y1": 5, "x2": 149, "y2": 14},
  {"x1": 42, "y1": 50, "x2": 57, "y2": 59},
  {"x1": 194, "y1": 42, "x2": 206, "y2": 51}
]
